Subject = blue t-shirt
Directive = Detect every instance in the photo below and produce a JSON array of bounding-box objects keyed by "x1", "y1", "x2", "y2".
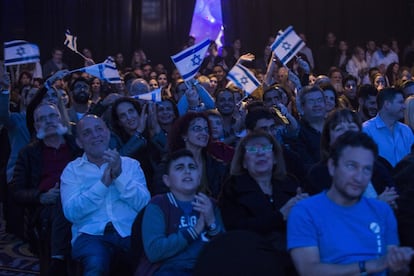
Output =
[{"x1": 287, "y1": 192, "x2": 398, "y2": 273}]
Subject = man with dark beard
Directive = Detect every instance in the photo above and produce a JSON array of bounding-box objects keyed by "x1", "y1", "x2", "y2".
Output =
[
  {"x1": 11, "y1": 103, "x2": 82, "y2": 275},
  {"x1": 369, "y1": 40, "x2": 399, "y2": 70},
  {"x1": 67, "y1": 77, "x2": 91, "y2": 125},
  {"x1": 357, "y1": 84, "x2": 378, "y2": 122}
]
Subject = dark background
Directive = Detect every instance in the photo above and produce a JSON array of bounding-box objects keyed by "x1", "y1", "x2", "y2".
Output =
[{"x1": 1, "y1": 0, "x2": 414, "y2": 70}]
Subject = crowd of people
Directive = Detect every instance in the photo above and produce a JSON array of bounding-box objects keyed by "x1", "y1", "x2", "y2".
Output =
[{"x1": 2, "y1": 31, "x2": 414, "y2": 275}]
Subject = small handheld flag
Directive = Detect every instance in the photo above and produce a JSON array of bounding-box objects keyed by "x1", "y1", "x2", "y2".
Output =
[
  {"x1": 270, "y1": 26, "x2": 305, "y2": 65},
  {"x1": 131, "y1": 88, "x2": 162, "y2": 102},
  {"x1": 227, "y1": 63, "x2": 260, "y2": 95},
  {"x1": 4, "y1": 40, "x2": 40, "y2": 66},
  {"x1": 171, "y1": 39, "x2": 210, "y2": 81},
  {"x1": 72, "y1": 56, "x2": 121, "y2": 84},
  {"x1": 64, "y1": 30, "x2": 78, "y2": 53},
  {"x1": 64, "y1": 29, "x2": 90, "y2": 60}
]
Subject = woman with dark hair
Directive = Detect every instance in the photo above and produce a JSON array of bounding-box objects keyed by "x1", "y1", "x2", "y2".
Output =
[
  {"x1": 219, "y1": 130, "x2": 307, "y2": 275},
  {"x1": 385, "y1": 62, "x2": 400, "y2": 87},
  {"x1": 153, "y1": 112, "x2": 230, "y2": 198},
  {"x1": 305, "y1": 109, "x2": 398, "y2": 207},
  {"x1": 147, "y1": 99, "x2": 179, "y2": 171},
  {"x1": 9, "y1": 71, "x2": 33, "y2": 112},
  {"x1": 110, "y1": 97, "x2": 153, "y2": 183},
  {"x1": 90, "y1": 77, "x2": 103, "y2": 104}
]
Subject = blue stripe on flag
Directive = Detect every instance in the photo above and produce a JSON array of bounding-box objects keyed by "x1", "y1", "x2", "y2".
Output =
[
  {"x1": 227, "y1": 73, "x2": 243, "y2": 89},
  {"x1": 181, "y1": 67, "x2": 202, "y2": 80},
  {"x1": 104, "y1": 64, "x2": 117, "y2": 70},
  {"x1": 236, "y1": 64, "x2": 260, "y2": 87},
  {"x1": 4, "y1": 55, "x2": 40, "y2": 64},
  {"x1": 98, "y1": 64, "x2": 105, "y2": 79},
  {"x1": 106, "y1": 77, "x2": 121, "y2": 82},
  {"x1": 280, "y1": 41, "x2": 305, "y2": 65},
  {"x1": 270, "y1": 26, "x2": 294, "y2": 52},
  {"x1": 172, "y1": 39, "x2": 211, "y2": 63}
]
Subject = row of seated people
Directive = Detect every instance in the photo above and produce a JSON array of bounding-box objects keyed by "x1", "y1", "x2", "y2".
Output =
[
  {"x1": 3, "y1": 93, "x2": 414, "y2": 275},
  {"x1": 1, "y1": 60, "x2": 414, "y2": 274}
]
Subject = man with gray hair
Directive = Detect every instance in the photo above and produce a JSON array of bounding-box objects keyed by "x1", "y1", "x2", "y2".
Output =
[{"x1": 11, "y1": 103, "x2": 81, "y2": 275}]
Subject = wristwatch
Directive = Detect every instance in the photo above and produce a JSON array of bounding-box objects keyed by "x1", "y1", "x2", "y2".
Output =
[{"x1": 207, "y1": 222, "x2": 217, "y2": 232}]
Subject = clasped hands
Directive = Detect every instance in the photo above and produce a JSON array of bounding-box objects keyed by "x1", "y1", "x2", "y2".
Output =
[{"x1": 101, "y1": 149, "x2": 122, "y2": 186}]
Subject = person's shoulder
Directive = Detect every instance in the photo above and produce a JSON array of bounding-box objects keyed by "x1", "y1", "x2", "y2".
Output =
[
  {"x1": 362, "y1": 116, "x2": 376, "y2": 126},
  {"x1": 295, "y1": 192, "x2": 326, "y2": 209},
  {"x1": 360, "y1": 196, "x2": 393, "y2": 213},
  {"x1": 63, "y1": 154, "x2": 86, "y2": 168},
  {"x1": 120, "y1": 155, "x2": 141, "y2": 165},
  {"x1": 19, "y1": 139, "x2": 41, "y2": 153},
  {"x1": 149, "y1": 193, "x2": 178, "y2": 210},
  {"x1": 396, "y1": 121, "x2": 414, "y2": 134},
  {"x1": 363, "y1": 115, "x2": 383, "y2": 131}
]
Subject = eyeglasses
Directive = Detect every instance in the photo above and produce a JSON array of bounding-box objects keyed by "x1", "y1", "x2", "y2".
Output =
[
  {"x1": 245, "y1": 144, "x2": 273, "y2": 154},
  {"x1": 190, "y1": 125, "x2": 209, "y2": 133}
]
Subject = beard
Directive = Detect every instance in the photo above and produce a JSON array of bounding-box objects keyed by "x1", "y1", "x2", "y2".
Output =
[
  {"x1": 73, "y1": 91, "x2": 90, "y2": 104},
  {"x1": 362, "y1": 106, "x2": 377, "y2": 119},
  {"x1": 36, "y1": 123, "x2": 68, "y2": 139}
]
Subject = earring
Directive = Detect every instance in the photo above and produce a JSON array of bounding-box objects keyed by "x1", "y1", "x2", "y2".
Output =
[{"x1": 183, "y1": 137, "x2": 187, "y2": 142}]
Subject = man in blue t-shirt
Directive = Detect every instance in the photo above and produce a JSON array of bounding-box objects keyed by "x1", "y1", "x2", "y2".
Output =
[{"x1": 288, "y1": 131, "x2": 414, "y2": 275}]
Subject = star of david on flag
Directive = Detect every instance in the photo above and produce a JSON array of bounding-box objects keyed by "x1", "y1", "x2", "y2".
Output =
[
  {"x1": 4, "y1": 40, "x2": 40, "y2": 66},
  {"x1": 171, "y1": 39, "x2": 210, "y2": 81},
  {"x1": 73, "y1": 56, "x2": 121, "y2": 84},
  {"x1": 227, "y1": 63, "x2": 260, "y2": 94},
  {"x1": 270, "y1": 26, "x2": 305, "y2": 65}
]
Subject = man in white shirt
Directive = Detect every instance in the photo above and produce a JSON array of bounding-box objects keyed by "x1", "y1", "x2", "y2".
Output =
[
  {"x1": 60, "y1": 114, "x2": 150, "y2": 275},
  {"x1": 370, "y1": 40, "x2": 399, "y2": 70}
]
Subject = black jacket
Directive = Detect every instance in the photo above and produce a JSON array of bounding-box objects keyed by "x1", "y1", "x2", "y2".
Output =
[{"x1": 219, "y1": 173, "x2": 300, "y2": 234}]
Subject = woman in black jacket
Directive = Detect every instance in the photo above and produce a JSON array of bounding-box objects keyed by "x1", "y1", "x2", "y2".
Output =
[{"x1": 219, "y1": 131, "x2": 308, "y2": 275}]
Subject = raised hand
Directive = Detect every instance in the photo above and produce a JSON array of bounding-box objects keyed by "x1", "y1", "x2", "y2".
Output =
[
  {"x1": 137, "y1": 103, "x2": 148, "y2": 133},
  {"x1": 147, "y1": 102, "x2": 161, "y2": 136}
]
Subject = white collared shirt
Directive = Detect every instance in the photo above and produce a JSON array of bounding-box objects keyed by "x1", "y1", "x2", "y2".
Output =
[{"x1": 61, "y1": 153, "x2": 150, "y2": 244}]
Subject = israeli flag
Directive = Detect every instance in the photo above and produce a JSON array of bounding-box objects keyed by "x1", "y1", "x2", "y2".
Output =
[
  {"x1": 271, "y1": 26, "x2": 305, "y2": 65},
  {"x1": 74, "y1": 56, "x2": 121, "y2": 83},
  {"x1": 64, "y1": 30, "x2": 78, "y2": 52},
  {"x1": 132, "y1": 87, "x2": 162, "y2": 102},
  {"x1": 171, "y1": 39, "x2": 210, "y2": 81},
  {"x1": 4, "y1": 40, "x2": 40, "y2": 66},
  {"x1": 227, "y1": 63, "x2": 260, "y2": 94}
]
